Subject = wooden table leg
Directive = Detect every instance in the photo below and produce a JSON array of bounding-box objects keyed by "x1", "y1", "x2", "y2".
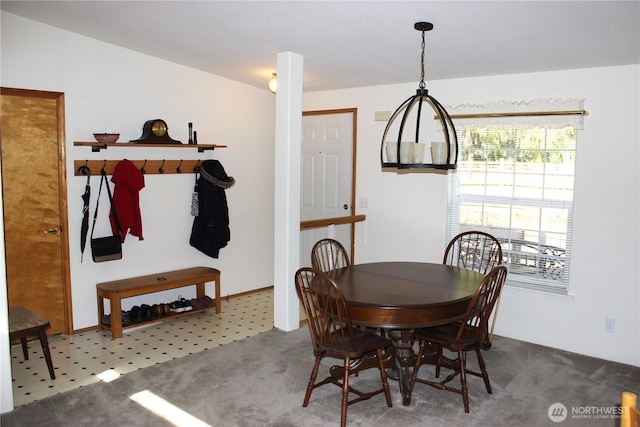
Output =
[
  {"x1": 385, "y1": 329, "x2": 440, "y2": 406},
  {"x1": 97, "y1": 294, "x2": 105, "y2": 333},
  {"x1": 20, "y1": 337, "x2": 29, "y2": 360},
  {"x1": 395, "y1": 329, "x2": 416, "y2": 406},
  {"x1": 196, "y1": 282, "x2": 205, "y2": 298},
  {"x1": 110, "y1": 295, "x2": 123, "y2": 338},
  {"x1": 214, "y1": 273, "x2": 221, "y2": 314}
]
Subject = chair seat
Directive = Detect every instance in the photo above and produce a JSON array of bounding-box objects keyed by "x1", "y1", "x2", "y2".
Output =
[
  {"x1": 413, "y1": 323, "x2": 480, "y2": 350},
  {"x1": 318, "y1": 328, "x2": 393, "y2": 359},
  {"x1": 8, "y1": 306, "x2": 50, "y2": 333}
]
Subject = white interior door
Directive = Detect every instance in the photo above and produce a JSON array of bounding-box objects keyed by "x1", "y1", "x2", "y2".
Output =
[{"x1": 300, "y1": 111, "x2": 354, "y2": 266}]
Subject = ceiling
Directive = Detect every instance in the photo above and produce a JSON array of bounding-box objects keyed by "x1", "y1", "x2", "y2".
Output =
[{"x1": 2, "y1": 1, "x2": 639, "y2": 92}]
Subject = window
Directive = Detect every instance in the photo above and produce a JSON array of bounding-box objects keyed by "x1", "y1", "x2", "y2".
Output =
[{"x1": 447, "y1": 99, "x2": 584, "y2": 294}]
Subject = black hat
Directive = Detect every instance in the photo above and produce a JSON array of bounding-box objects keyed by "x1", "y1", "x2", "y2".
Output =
[{"x1": 198, "y1": 160, "x2": 235, "y2": 189}]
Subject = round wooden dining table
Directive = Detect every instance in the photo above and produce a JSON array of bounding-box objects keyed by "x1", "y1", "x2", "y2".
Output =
[{"x1": 326, "y1": 261, "x2": 485, "y2": 405}]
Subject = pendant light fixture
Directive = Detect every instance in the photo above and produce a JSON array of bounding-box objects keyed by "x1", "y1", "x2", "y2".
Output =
[{"x1": 380, "y1": 22, "x2": 458, "y2": 170}]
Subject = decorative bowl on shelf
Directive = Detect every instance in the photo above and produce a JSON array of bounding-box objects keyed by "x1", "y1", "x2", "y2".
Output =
[{"x1": 93, "y1": 133, "x2": 120, "y2": 144}]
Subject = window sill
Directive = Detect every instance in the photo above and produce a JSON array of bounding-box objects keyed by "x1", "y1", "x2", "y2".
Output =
[{"x1": 505, "y1": 279, "x2": 575, "y2": 299}]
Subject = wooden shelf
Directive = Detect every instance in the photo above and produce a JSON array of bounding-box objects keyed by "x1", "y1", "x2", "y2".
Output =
[
  {"x1": 100, "y1": 305, "x2": 216, "y2": 334},
  {"x1": 74, "y1": 141, "x2": 227, "y2": 153}
]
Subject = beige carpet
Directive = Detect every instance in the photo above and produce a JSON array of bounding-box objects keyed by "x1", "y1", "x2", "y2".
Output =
[{"x1": 2, "y1": 326, "x2": 638, "y2": 426}]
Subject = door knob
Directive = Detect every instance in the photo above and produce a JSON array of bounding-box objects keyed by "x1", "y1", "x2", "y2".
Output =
[
  {"x1": 44, "y1": 227, "x2": 58, "y2": 235},
  {"x1": 343, "y1": 204, "x2": 348, "y2": 210}
]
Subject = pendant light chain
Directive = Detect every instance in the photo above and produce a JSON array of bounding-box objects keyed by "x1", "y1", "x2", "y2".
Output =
[{"x1": 419, "y1": 29, "x2": 426, "y2": 90}]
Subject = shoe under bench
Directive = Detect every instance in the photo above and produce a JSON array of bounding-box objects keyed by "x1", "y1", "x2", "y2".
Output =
[{"x1": 97, "y1": 266, "x2": 221, "y2": 338}]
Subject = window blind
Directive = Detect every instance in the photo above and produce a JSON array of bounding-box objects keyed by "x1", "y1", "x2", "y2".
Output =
[{"x1": 447, "y1": 104, "x2": 580, "y2": 294}]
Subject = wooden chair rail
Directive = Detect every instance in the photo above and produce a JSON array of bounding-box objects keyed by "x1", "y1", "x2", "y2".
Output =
[{"x1": 300, "y1": 214, "x2": 366, "y2": 230}]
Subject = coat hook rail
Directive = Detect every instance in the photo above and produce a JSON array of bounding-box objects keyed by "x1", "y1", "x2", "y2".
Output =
[{"x1": 74, "y1": 160, "x2": 206, "y2": 176}]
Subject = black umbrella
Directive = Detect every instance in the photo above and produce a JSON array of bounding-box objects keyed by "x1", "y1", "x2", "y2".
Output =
[{"x1": 78, "y1": 166, "x2": 91, "y2": 262}]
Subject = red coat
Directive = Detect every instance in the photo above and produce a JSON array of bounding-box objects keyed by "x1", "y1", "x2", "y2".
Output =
[{"x1": 110, "y1": 159, "x2": 145, "y2": 241}]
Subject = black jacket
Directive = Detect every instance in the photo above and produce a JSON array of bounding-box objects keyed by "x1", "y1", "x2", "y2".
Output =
[{"x1": 190, "y1": 160, "x2": 235, "y2": 258}]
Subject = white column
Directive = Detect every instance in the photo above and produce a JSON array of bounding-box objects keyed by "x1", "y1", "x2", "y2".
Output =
[{"x1": 273, "y1": 52, "x2": 303, "y2": 331}]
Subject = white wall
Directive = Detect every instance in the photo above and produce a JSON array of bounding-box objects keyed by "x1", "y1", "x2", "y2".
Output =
[
  {"x1": 1, "y1": 12, "x2": 276, "y2": 412},
  {"x1": 304, "y1": 65, "x2": 640, "y2": 367},
  {"x1": 1, "y1": 8, "x2": 638, "y2": 415}
]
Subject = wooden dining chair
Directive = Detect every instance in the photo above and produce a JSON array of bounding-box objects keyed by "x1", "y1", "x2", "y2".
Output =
[
  {"x1": 311, "y1": 238, "x2": 389, "y2": 337},
  {"x1": 443, "y1": 231, "x2": 503, "y2": 274},
  {"x1": 294, "y1": 267, "x2": 393, "y2": 427},
  {"x1": 409, "y1": 265, "x2": 508, "y2": 413},
  {"x1": 443, "y1": 230, "x2": 504, "y2": 348},
  {"x1": 311, "y1": 238, "x2": 350, "y2": 272}
]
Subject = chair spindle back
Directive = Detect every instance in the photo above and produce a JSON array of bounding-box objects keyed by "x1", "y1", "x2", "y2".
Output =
[
  {"x1": 455, "y1": 265, "x2": 508, "y2": 344},
  {"x1": 295, "y1": 267, "x2": 357, "y2": 355},
  {"x1": 444, "y1": 231, "x2": 503, "y2": 274},
  {"x1": 311, "y1": 238, "x2": 350, "y2": 272}
]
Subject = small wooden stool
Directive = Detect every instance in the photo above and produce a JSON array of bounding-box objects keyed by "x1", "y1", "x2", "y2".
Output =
[{"x1": 8, "y1": 307, "x2": 56, "y2": 380}]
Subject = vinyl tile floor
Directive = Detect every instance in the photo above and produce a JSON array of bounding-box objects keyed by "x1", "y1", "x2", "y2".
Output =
[{"x1": 9, "y1": 288, "x2": 274, "y2": 407}]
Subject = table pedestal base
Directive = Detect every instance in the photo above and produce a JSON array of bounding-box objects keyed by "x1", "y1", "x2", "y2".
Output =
[{"x1": 386, "y1": 329, "x2": 439, "y2": 405}]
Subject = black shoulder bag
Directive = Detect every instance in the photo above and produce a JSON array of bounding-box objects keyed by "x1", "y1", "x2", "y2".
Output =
[{"x1": 90, "y1": 169, "x2": 123, "y2": 262}]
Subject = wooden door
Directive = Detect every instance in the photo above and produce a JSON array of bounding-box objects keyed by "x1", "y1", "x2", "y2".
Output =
[{"x1": 0, "y1": 87, "x2": 72, "y2": 335}]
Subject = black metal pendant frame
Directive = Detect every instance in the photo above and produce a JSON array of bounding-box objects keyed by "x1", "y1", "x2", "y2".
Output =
[{"x1": 380, "y1": 22, "x2": 458, "y2": 170}]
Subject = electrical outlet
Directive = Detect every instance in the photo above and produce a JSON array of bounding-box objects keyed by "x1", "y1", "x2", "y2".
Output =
[{"x1": 605, "y1": 317, "x2": 616, "y2": 333}]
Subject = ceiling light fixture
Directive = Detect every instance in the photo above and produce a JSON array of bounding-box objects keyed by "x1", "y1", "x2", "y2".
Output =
[
  {"x1": 380, "y1": 22, "x2": 458, "y2": 170},
  {"x1": 268, "y1": 73, "x2": 277, "y2": 93}
]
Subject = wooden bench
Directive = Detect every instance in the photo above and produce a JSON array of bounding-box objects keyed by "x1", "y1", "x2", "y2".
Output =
[{"x1": 97, "y1": 266, "x2": 221, "y2": 338}]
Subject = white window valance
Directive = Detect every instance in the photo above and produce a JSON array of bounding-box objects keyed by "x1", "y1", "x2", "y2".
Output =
[{"x1": 446, "y1": 98, "x2": 586, "y2": 130}]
